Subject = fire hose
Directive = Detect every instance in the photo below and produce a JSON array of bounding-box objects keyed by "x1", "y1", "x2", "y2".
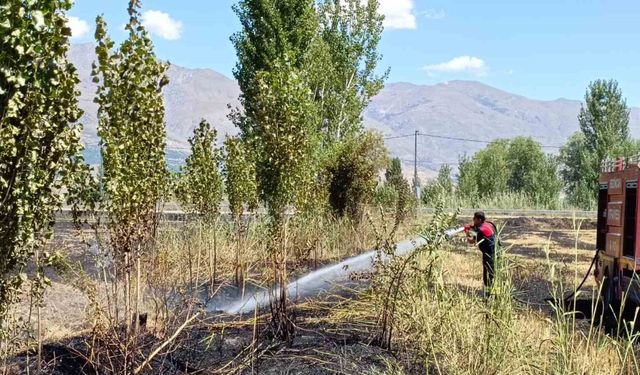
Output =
[{"x1": 545, "y1": 248, "x2": 600, "y2": 304}]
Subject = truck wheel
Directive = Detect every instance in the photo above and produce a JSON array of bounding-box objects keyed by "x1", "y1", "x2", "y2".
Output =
[{"x1": 600, "y1": 277, "x2": 618, "y2": 331}]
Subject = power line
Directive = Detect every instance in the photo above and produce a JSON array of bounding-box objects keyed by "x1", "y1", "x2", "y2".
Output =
[
  {"x1": 382, "y1": 133, "x2": 415, "y2": 140},
  {"x1": 418, "y1": 132, "x2": 562, "y2": 149},
  {"x1": 383, "y1": 132, "x2": 563, "y2": 149},
  {"x1": 86, "y1": 131, "x2": 564, "y2": 152},
  {"x1": 399, "y1": 159, "x2": 460, "y2": 166}
]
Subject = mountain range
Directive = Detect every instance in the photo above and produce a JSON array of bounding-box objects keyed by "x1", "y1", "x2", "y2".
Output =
[{"x1": 69, "y1": 43, "x2": 640, "y2": 179}]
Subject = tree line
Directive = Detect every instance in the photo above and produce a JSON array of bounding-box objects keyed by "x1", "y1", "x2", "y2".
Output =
[
  {"x1": 0, "y1": 0, "x2": 396, "y2": 351},
  {"x1": 418, "y1": 79, "x2": 636, "y2": 211}
]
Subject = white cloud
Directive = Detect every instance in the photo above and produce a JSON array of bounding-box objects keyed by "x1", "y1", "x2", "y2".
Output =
[
  {"x1": 423, "y1": 56, "x2": 488, "y2": 77},
  {"x1": 379, "y1": 0, "x2": 417, "y2": 30},
  {"x1": 67, "y1": 16, "x2": 90, "y2": 40},
  {"x1": 141, "y1": 10, "x2": 183, "y2": 40},
  {"x1": 421, "y1": 9, "x2": 446, "y2": 20}
]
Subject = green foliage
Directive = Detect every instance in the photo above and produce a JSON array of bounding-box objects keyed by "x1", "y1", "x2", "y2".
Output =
[
  {"x1": 384, "y1": 158, "x2": 404, "y2": 188},
  {"x1": 533, "y1": 155, "x2": 563, "y2": 209},
  {"x1": 311, "y1": 0, "x2": 388, "y2": 142},
  {"x1": 421, "y1": 165, "x2": 454, "y2": 205},
  {"x1": 0, "y1": 0, "x2": 85, "y2": 322},
  {"x1": 506, "y1": 137, "x2": 562, "y2": 208},
  {"x1": 559, "y1": 133, "x2": 597, "y2": 209},
  {"x1": 232, "y1": 0, "x2": 322, "y2": 339},
  {"x1": 374, "y1": 184, "x2": 398, "y2": 207},
  {"x1": 455, "y1": 138, "x2": 562, "y2": 208},
  {"x1": 456, "y1": 155, "x2": 478, "y2": 199},
  {"x1": 383, "y1": 157, "x2": 413, "y2": 221},
  {"x1": 178, "y1": 120, "x2": 223, "y2": 221},
  {"x1": 223, "y1": 136, "x2": 258, "y2": 221},
  {"x1": 456, "y1": 140, "x2": 509, "y2": 198},
  {"x1": 231, "y1": 0, "x2": 317, "y2": 138},
  {"x1": 476, "y1": 140, "x2": 510, "y2": 196},
  {"x1": 307, "y1": 0, "x2": 390, "y2": 217},
  {"x1": 92, "y1": 1, "x2": 169, "y2": 254},
  {"x1": 251, "y1": 63, "x2": 319, "y2": 216},
  {"x1": 328, "y1": 131, "x2": 388, "y2": 219},
  {"x1": 560, "y1": 80, "x2": 632, "y2": 209},
  {"x1": 232, "y1": 0, "x2": 320, "y2": 216},
  {"x1": 579, "y1": 79, "x2": 630, "y2": 162}
]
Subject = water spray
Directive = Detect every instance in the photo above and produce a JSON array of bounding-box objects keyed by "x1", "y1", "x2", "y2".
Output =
[
  {"x1": 211, "y1": 238, "x2": 427, "y2": 315},
  {"x1": 212, "y1": 226, "x2": 470, "y2": 315},
  {"x1": 444, "y1": 226, "x2": 465, "y2": 237}
]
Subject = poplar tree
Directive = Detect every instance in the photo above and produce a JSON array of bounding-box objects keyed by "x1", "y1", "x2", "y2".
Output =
[
  {"x1": 223, "y1": 136, "x2": 258, "y2": 287},
  {"x1": 312, "y1": 0, "x2": 388, "y2": 142},
  {"x1": 92, "y1": 0, "x2": 169, "y2": 340},
  {"x1": 231, "y1": 0, "x2": 318, "y2": 340},
  {"x1": 0, "y1": 0, "x2": 84, "y2": 330},
  {"x1": 311, "y1": 0, "x2": 390, "y2": 217},
  {"x1": 561, "y1": 79, "x2": 633, "y2": 208},
  {"x1": 178, "y1": 120, "x2": 223, "y2": 221}
]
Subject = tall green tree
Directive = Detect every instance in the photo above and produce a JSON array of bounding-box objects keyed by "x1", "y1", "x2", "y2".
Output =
[
  {"x1": 177, "y1": 120, "x2": 223, "y2": 292},
  {"x1": 456, "y1": 155, "x2": 478, "y2": 199},
  {"x1": 559, "y1": 133, "x2": 598, "y2": 209},
  {"x1": 507, "y1": 137, "x2": 544, "y2": 192},
  {"x1": 231, "y1": 0, "x2": 317, "y2": 137},
  {"x1": 223, "y1": 137, "x2": 258, "y2": 223},
  {"x1": 223, "y1": 136, "x2": 258, "y2": 287},
  {"x1": 385, "y1": 158, "x2": 404, "y2": 188},
  {"x1": 92, "y1": 0, "x2": 169, "y2": 339},
  {"x1": 231, "y1": 0, "x2": 319, "y2": 340},
  {"x1": 533, "y1": 154, "x2": 563, "y2": 208},
  {"x1": 579, "y1": 79, "x2": 630, "y2": 163},
  {"x1": 309, "y1": 0, "x2": 389, "y2": 217},
  {"x1": 311, "y1": 0, "x2": 388, "y2": 142},
  {"x1": 0, "y1": 0, "x2": 85, "y2": 328},
  {"x1": 94, "y1": 1, "x2": 169, "y2": 254},
  {"x1": 561, "y1": 80, "x2": 632, "y2": 208},
  {"x1": 178, "y1": 120, "x2": 223, "y2": 221}
]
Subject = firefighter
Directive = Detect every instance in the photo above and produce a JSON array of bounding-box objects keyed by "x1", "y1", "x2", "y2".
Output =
[{"x1": 465, "y1": 211, "x2": 497, "y2": 296}]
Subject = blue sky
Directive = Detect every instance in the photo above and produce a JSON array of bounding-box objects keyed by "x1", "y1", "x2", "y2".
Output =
[{"x1": 67, "y1": 0, "x2": 640, "y2": 107}]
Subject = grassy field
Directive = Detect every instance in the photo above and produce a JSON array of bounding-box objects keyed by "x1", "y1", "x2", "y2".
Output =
[{"x1": 5, "y1": 212, "x2": 639, "y2": 374}]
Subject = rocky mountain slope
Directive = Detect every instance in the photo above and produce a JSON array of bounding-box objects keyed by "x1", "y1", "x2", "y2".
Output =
[{"x1": 69, "y1": 44, "x2": 640, "y2": 177}]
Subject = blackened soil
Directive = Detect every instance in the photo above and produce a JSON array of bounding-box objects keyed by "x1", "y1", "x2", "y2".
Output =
[{"x1": 8, "y1": 299, "x2": 419, "y2": 375}]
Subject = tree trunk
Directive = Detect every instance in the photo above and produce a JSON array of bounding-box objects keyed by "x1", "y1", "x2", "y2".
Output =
[
  {"x1": 133, "y1": 253, "x2": 141, "y2": 336},
  {"x1": 213, "y1": 218, "x2": 218, "y2": 289}
]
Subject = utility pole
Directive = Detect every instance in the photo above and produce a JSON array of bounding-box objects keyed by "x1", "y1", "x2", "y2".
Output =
[{"x1": 414, "y1": 130, "x2": 419, "y2": 200}]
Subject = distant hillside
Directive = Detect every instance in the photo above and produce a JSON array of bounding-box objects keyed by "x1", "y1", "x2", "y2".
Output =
[
  {"x1": 69, "y1": 44, "x2": 640, "y2": 179},
  {"x1": 69, "y1": 43, "x2": 240, "y2": 149},
  {"x1": 366, "y1": 81, "x2": 640, "y2": 178}
]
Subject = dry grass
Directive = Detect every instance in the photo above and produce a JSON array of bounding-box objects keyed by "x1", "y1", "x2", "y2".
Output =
[
  {"x1": 337, "y1": 216, "x2": 640, "y2": 375},
  {"x1": 9, "y1": 211, "x2": 418, "y2": 345},
  {"x1": 9, "y1": 212, "x2": 640, "y2": 375}
]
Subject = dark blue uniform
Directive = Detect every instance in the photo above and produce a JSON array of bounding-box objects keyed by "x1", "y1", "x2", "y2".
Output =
[{"x1": 473, "y1": 222, "x2": 496, "y2": 291}]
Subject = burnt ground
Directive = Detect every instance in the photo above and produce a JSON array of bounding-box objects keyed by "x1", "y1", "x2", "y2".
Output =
[
  {"x1": 8, "y1": 296, "x2": 415, "y2": 375},
  {"x1": 4, "y1": 216, "x2": 608, "y2": 374}
]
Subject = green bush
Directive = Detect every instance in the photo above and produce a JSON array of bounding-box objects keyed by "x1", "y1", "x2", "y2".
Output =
[{"x1": 327, "y1": 131, "x2": 388, "y2": 220}]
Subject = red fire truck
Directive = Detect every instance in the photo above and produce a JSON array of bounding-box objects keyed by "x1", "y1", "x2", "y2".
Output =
[{"x1": 595, "y1": 156, "x2": 640, "y2": 310}]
